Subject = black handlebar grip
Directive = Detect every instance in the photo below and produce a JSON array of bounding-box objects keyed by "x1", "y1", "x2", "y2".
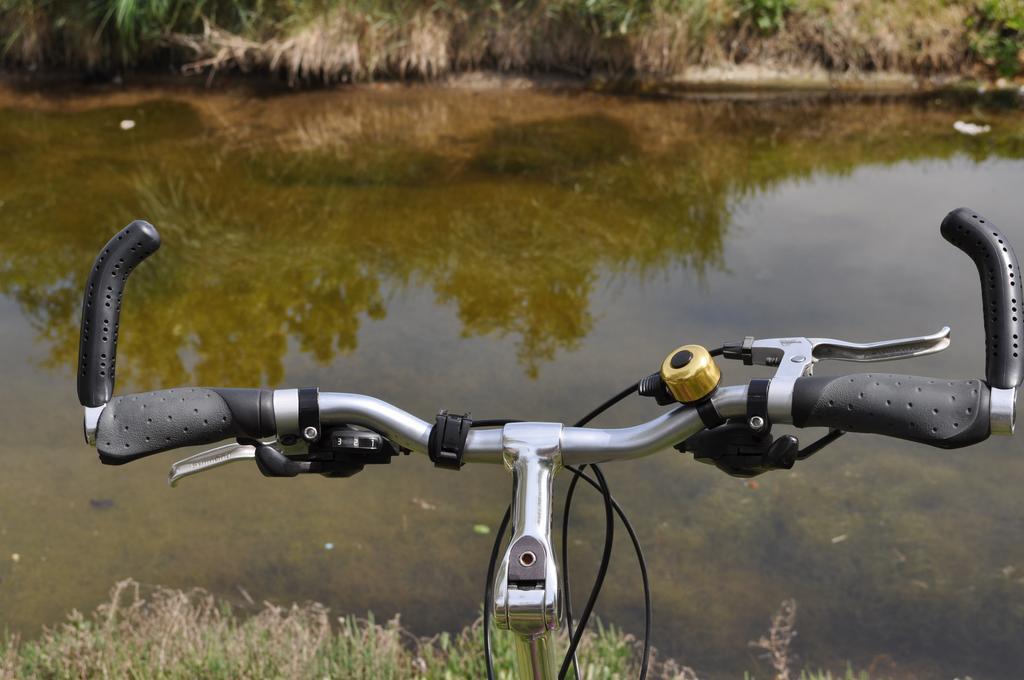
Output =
[
  {"x1": 77, "y1": 221, "x2": 161, "y2": 407},
  {"x1": 94, "y1": 387, "x2": 276, "y2": 464},
  {"x1": 941, "y1": 208, "x2": 1024, "y2": 389},
  {"x1": 792, "y1": 374, "x2": 989, "y2": 449}
]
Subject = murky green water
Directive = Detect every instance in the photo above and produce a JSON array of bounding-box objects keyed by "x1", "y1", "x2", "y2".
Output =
[{"x1": 1, "y1": 83, "x2": 1023, "y2": 678}]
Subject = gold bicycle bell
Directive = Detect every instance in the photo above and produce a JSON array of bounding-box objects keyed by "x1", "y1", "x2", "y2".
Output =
[{"x1": 659, "y1": 344, "x2": 721, "y2": 404}]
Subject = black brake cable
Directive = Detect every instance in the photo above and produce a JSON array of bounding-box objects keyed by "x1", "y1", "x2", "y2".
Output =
[
  {"x1": 563, "y1": 465, "x2": 650, "y2": 678},
  {"x1": 483, "y1": 505, "x2": 512, "y2": 680},
  {"x1": 472, "y1": 419, "x2": 521, "y2": 428},
  {"x1": 558, "y1": 463, "x2": 614, "y2": 679},
  {"x1": 574, "y1": 382, "x2": 642, "y2": 429},
  {"x1": 560, "y1": 347, "x2": 723, "y2": 678},
  {"x1": 560, "y1": 381, "x2": 639, "y2": 678}
]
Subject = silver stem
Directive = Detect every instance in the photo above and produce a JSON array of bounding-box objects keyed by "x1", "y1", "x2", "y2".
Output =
[{"x1": 492, "y1": 422, "x2": 563, "y2": 680}]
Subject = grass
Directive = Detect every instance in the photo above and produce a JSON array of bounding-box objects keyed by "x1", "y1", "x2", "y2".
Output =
[
  {"x1": 0, "y1": 0, "x2": 1021, "y2": 83},
  {"x1": 0, "y1": 580, "x2": 646, "y2": 679},
  {"x1": 0, "y1": 580, "x2": 871, "y2": 679}
]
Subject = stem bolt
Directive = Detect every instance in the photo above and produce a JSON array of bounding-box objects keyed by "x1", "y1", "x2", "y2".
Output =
[
  {"x1": 748, "y1": 415, "x2": 766, "y2": 432},
  {"x1": 303, "y1": 426, "x2": 319, "y2": 441}
]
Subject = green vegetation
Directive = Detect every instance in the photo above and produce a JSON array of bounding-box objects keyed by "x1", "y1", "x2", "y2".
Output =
[
  {"x1": 972, "y1": 0, "x2": 1024, "y2": 76},
  {"x1": 0, "y1": 580, "x2": 868, "y2": 679},
  {"x1": 738, "y1": 0, "x2": 795, "y2": 34},
  {"x1": 0, "y1": 0, "x2": 1022, "y2": 82},
  {"x1": 0, "y1": 580, "x2": 646, "y2": 679}
]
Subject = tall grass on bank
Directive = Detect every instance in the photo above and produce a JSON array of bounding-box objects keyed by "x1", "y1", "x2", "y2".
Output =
[
  {"x1": 0, "y1": 579, "x2": 684, "y2": 679},
  {"x1": 0, "y1": 0, "x2": 1022, "y2": 83},
  {"x1": 0, "y1": 580, "x2": 871, "y2": 679}
]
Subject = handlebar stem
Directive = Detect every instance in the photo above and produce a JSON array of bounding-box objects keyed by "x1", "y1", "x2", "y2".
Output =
[{"x1": 492, "y1": 422, "x2": 563, "y2": 680}]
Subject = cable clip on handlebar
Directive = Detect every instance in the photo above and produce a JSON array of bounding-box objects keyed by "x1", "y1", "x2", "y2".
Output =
[{"x1": 428, "y1": 411, "x2": 472, "y2": 470}]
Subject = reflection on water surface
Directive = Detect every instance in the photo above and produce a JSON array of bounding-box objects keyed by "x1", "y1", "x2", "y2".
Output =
[{"x1": 0, "y1": 85, "x2": 1023, "y2": 678}]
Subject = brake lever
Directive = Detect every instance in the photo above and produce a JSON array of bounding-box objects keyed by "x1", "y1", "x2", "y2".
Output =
[
  {"x1": 810, "y1": 326, "x2": 952, "y2": 364},
  {"x1": 734, "y1": 326, "x2": 951, "y2": 379},
  {"x1": 168, "y1": 442, "x2": 257, "y2": 487}
]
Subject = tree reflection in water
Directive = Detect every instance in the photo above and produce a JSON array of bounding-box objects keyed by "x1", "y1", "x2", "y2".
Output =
[{"x1": 0, "y1": 89, "x2": 1021, "y2": 387}]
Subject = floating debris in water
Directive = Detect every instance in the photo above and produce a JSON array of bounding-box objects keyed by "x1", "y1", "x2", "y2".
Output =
[
  {"x1": 10, "y1": 553, "x2": 19, "y2": 563},
  {"x1": 411, "y1": 497, "x2": 437, "y2": 511},
  {"x1": 1001, "y1": 565, "x2": 1016, "y2": 578},
  {"x1": 89, "y1": 498, "x2": 114, "y2": 510},
  {"x1": 953, "y1": 120, "x2": 990, "y2": 136},
  {"x1": 119, "y1": 119, "x2": 135, "y2": 131},
  {"x1": 473, "y1": 524, "x2": 490, "y2": 535},
  {"x1": 324, "y1": 542, "x2": 334, "y2": 550},
  {"x1": 830, "y1": 534, "x2": 848, "y2": 544}
]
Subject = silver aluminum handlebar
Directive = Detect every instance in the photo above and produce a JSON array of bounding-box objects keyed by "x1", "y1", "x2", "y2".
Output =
[{"x1": 307, "y1": 385, "x2": 751, "y2": 466}]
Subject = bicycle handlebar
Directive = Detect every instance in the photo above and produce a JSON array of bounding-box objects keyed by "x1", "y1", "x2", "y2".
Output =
[
  {"x1": 80, "y1": 207, "x2": 1021, "y2": 470},
  {"x1": 318, "y1": 387, "x2": 755, "y2": 465},
  {"x1": 95, "y1": 385, "x2": 751, "y2": 466},
  {"x1": 93, "y1": 371, "x2": 993, "y2": 468}
]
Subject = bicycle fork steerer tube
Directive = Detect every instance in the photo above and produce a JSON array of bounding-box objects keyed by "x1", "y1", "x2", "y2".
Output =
[{"x1": 492, "y1": 422, "x2": 563, "y2": 680}]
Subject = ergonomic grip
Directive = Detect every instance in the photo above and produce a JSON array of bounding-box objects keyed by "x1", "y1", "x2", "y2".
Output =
[
  {"x1": 77, "y1": 221, "x2": 161, "y2": 407},
  {"x1": 940, "y1": 208, "x2": 1024, "y2": 389},
  {"x1": 95, "y1": 387, "x2": 276, "y2": 464},
  {"x1": 792, "y1": 374, "x2": 990, "y2": 449}
]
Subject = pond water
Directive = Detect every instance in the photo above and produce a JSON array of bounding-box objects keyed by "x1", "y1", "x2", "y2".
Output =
[{"x1": 0, "y1": 83, "x2": 1023, "y2": 678}]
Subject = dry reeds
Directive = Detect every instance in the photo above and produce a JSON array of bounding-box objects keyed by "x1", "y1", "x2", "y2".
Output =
[
  {"x1": 750, "y1": 597, "x2": 799, "y2": 680},
  {"x1": 1, "y1": 582, "x2": 866, "y2": 678},
  {"x1": 0, "y1": 579, "x2": 684, "y2": 678},
  {"x1": 1, "y1": 1, "x2": 1021, "y2": 83},
  {"x1": 164, "y1": 0, "x2": 1021, "y2": 83}
]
